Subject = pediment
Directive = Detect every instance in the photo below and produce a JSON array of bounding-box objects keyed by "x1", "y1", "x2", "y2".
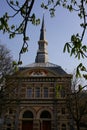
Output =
[{"x1": 16, "y1": 67, "x2": 58, "y2": 77}]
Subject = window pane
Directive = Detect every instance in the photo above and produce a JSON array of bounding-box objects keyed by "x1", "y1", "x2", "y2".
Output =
[
  {"x1": 27, "y1": 88, "x2": 32, "y2": 98},
  {"x1": 35, "y1": 88, "x2": 40, "y2": 97},
  {"x1": 61, "y1": 89, "x2": 65, "y2": 97},
  {"x1": 23, "y1": 110, "x2": 33, "y2": 118},
  {"x1": 44, "y1": 88, "x2": 48, "y2": 97},
  {"x1": 62, "y1": 124, "x2": 66, "y2": 130},
  {"x1": 61, "y1": 108, "x2": 65, "y2": 114},
  {"x1": 40, "y1": 111, "x2": 51, "y2": 118}
]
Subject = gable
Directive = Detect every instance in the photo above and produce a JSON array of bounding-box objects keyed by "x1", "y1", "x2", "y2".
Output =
[{"x1": 15, "y1": 67, "x2": 59, "y2": 77}]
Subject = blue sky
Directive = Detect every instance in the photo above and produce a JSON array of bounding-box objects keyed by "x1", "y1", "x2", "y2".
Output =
[{"x1": 0, "y1": 0, "x2": 87, "y2": 74}]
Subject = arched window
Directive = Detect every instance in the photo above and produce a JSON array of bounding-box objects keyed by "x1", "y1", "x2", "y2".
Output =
[
  {"x1": 22, "y1": 111, "x2": 33, "y2": 130},
  {"x1": 62, "y1": 124, "x2": 66, "y2": 130},
  {"x1": 61, "y1": 89, "x2": 65, "y2": 98},
  {"x1": 35, "y1": 87, "x2": 40, "y2": 97},
  {"x1": 23, "y1": 110, "x2": 33, "y2": 118},
  {"x1": 61, "y1": 108, "x2": 65, "y2": 114},
  {"x1": 40, "y1": 111, "x2": 51, "y2": 118},
  {"x1": 26, "y1": 88, "x2": 32, "y2": 98},
  {"x1": 44, "y1": 87, "x2": 48, "y2": 98},
  {"x1": 7, "y1": 124, "x2": 11, "y2": 130},
  {"x1": 7, "y1": 128, "x2": 11, "y2": 130}
]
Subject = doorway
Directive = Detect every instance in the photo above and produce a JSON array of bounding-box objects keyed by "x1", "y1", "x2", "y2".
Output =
[
  {"x1": 22, "y1": 110, "x2": 33, "y2": 130},
  {"x1": 22, "y1": 120, "x2": 33, "y2": 130},
  {"x1": 40, "y1": 110, "x2": 51, "y2": 130}
]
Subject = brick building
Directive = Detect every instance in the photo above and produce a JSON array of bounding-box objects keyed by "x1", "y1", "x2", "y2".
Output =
[{"x1": 3, "y1": 16, "x2": 74, "y2": 130}]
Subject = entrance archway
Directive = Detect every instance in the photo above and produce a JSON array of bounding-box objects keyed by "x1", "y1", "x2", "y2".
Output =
[
  {"x1": 40, "y1": 110, "x2": 51, "y2": 130},
  {"x1": 22, "y1": 110, "x2": 33, "y2": 130}
]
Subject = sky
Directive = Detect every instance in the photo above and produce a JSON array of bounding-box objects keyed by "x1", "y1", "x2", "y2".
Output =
[{"x1": 0, "y1": 0, "x2": 87, "y2": 74}]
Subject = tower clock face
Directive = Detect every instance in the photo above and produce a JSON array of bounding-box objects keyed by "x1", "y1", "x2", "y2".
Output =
[{"x1": 30, "y1": 70, "x2": 47, "y2": 76}]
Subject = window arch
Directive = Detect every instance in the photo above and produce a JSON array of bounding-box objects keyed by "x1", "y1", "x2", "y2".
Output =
[
  {"x1": 40, "y1": 110, "x2": 51, "y2": 119},
  {"x1": 23, "y1": 110, "x2": 33, "y2": 118},
  {"x1": 7, "y1": 124, "x2": 11, "y2": 130},
  {"x1": 62, "y1": 124, "x2": 66, "y2": 130}
]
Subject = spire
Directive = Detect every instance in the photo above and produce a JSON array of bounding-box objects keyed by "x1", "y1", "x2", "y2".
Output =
[
  {"x1": 40, "y1": 14, "x2": 46, "y2": 40},
  {"x1": 35, "y1": 15, "x2": 48, "y2": 63}
]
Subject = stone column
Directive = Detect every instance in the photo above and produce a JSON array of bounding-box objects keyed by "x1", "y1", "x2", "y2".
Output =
[{"x1": 33, "y1": 119, "x2": 40, "y2": 130}]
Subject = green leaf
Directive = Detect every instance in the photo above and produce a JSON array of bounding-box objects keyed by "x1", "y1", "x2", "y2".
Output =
[
  {"x1": 56, "y1": 1, "x2": 60, "y2": 6},
  {"x1": 83, "y1": 74, "x2": 87, "y2": 79},
  {"x1": 18, "y1": 61, "x2": 22, "y2": 65},
  {"x1": 56, "y1": 85, "x2": 60, "y2": 91},
  {"x1": 20, "y1": 47, "x2": 28, "y2": 54},
  {"x1": 0, "y1": 25, "x2": 3, "y2": 30},
  {"x1": 49, "y1": 8, "x2": 55, "y2": 17},
  {"x1": 14, "y1": 66, "x2": 18, "y2": 72},
  {"x1": 41, "y1": 2, "x2": 44, "y2": 8},
  {"x1": 10, "y1": 0, "x2": 14, "y2": 5},
  {"x1": 22, "y1": 47, "x2": 28, "y2": 52},
  {"x1": 11, "y1": 25, "x2": 15, "y2": 30},
  {"x1": 70, "y1": 47, "x2": 75, "y2": 56},
  {"x1": 0, "y1": 18, "x2": 7, "y2": 28},
  {"x1": 75, "y1": 52, "x2": 80, "y2": 59},
  {"x1": 78, "y1": 13, "x2": 82, "y2": 19},
  {"x1": 76, "y1": 63, "x2": 86, "y2": 77},
  {"x1": 55, "y1": 85, "x2": 61, "y2": 98},
  {"x1": 81, "y1": 66, "x2": 86, "y2": 71},
  {"x1": 9, "y1": 33, "x2": 15, "y2": 39},
  {"x1": 21, "y1": 8, "x2": 26, "y2": 15},
  {"x1": 63, "y1": 43, "x2": 71, "y2": 53},
  {"x1": 12, "y1": 61, "x2": 17, "y2": 65},
  {"x1": 69, "y1": 5, "x2": 73, "y2": 11},
  {"x1": 82, "y1": 45, "x2": 87, "y2": 52},
  {"x1": 24, "y1": 37, "x2": 29, "y2": 41},
  {"x1": 71, "y1": 35, "x2": 76, "y2": 42},
  {"x1": 79, "y1": 85, "x2": 82, "y2": 91},
  {"x1": 76, "y1": 67, "x2": 81, "y2": 77},
  {"x1": 16, "y1": 1, "x2": 19, "y2": 6},
  {"x1": 36, "y1": 19, "x2": 40, "y2": 25},
  {"x1": 31, "y1": 13, "x2": 36, "y2": 25},
  {"x1": 78, "y1": 63, "x2": 83, "y2": 68}
]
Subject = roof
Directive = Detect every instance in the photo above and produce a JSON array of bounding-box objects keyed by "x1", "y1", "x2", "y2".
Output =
[{"x1": 19, "y1": 62, "x2": 67, "y2": 75}]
